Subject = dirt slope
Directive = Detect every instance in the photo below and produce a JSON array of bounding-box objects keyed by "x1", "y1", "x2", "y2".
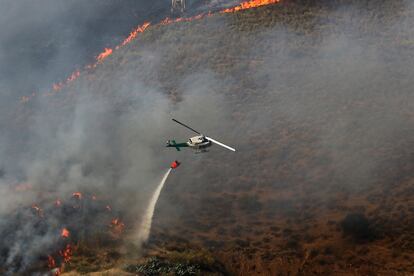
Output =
[{"x1": 25, "y1": 0, "x2": 414, "y2": 274}]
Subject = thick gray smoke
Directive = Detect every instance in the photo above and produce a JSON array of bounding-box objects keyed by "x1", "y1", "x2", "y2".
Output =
[
  {"x1": 153, "y1": 0, "x2": 414, "y2": 244},
  {"x1": 0, "y1": 0, "x2": 237, "y2": 273},
  {"x1": 1, "y1": 0, "x2": 413, "y2": 274}
]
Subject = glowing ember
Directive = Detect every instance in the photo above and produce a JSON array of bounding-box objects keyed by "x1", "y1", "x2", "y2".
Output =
[
  {"x1": 97, "y1": 48, "x2": 113, "y2": 62},
  {"x1": 19, "y1": 0, "x2": 280, "y2": 104},
  {"x1": 222, "y1": 0, "x2": 280, "y2": 13},
  {"x1": 47, "y1": 255, "x2": 61, "y2": 275},
  {"x1": 52, "y1": 268, "x2": 61, "y2": 276},
  {"x1": 110, "y1": 218, "x2": 125, "y2": 236},
  {"x1": 117, "y1": 22, "x2": 151, "y2": 49},
  {"x1": 61, "y1": 228, "x2": 70, "y2": 239},
  {"x1": 47, "y1": 255, "x2": 56, "y2": 269},
  {"x1": 53, "y1": 83, "x2": 63, "y2": 92},
  {"x1": 59, "y1": 244, "x2": 73, "y2": 263},
  {"x1": 67, "y1": 70, "x2": 80, "y2": 82},
  {"x1": 42, "y1": 191, "x2": 126, "y2": 274}
]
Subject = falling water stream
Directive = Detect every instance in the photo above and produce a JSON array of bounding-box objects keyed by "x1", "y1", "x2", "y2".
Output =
[{"x1": 137, "y1": 168, "x2": 172, "y2": 244}]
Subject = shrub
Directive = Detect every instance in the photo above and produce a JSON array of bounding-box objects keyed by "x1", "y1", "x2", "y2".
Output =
[{"x1": 340, "y1": 213, "x2": 375, "y2": 242}]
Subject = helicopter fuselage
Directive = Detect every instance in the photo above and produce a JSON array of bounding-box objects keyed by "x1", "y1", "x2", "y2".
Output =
[
  {"x1": 166, "y1": 135, "x2": 211, "y2": 152},
  {"x1": 187, "y1": 135, "x2": 211, "y2": 149},
  {"x1": 166, "y1": 118, "x2": 236, "y2": 152}
]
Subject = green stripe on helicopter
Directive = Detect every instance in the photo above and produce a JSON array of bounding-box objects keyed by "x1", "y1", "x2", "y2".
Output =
[{"x1": 166, "y1": 140, "x2": 189, "y2": 151}]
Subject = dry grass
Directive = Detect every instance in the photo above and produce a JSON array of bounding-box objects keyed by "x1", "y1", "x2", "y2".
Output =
[{"x1": 34, "y1": 0, "x2": 414, "y2": 274}]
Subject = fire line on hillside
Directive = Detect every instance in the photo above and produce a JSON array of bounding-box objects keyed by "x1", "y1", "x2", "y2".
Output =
[{"x1": 19, "y1": 0, "x2": 280, "y2": 104}]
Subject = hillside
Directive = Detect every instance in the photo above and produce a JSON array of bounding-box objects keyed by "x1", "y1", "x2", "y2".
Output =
[{"x1": 9, "y1": 0, "x2": 414, "y2": 275}]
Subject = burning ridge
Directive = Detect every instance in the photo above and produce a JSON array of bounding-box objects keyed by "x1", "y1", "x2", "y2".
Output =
[{"x1": 19, "y1": 0, "x2": 280, "y2": 104}]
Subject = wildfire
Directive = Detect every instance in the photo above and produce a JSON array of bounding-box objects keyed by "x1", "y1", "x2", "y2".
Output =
[
  {"x1": 67, "y1": 70, "x2": 81, "y2": 82},
  {"x1": 72, "y1": 192, "x2": 82, "y2": 200},
  {"x1": 117, "y1": 22, "x2": 151, "y2": 49},
  {"x1": 47, "y1": 255, "x2": 56, "y2": 269},
  {"x1": 97, "y1": 48, "x2": 113, "y2": 62},
  {"x1": 110, "y1": 218, "x2": 125, "y2": 236},
  {"x1": 59, "y1": 244, "x2": 73, "y2": 263},
  {"x1": 61, "y1": 228, "x2": 70, "y2": 239},
  {"x1": 222, "y1": 0, "x2": 280, "y2": 13},
  {"x1": 48, "y1": 255, "x2": 61, "y2": 276},
  {"x1": 19, "y1": 0, "x2": 280, "y2": 104},
  {"x1": 37, "y1": 191, "x2": 127, "y2": 274}
]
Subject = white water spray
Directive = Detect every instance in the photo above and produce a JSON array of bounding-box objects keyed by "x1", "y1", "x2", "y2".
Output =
[{"x1": 137, "y1": 168, "x2": 172, "y2": 244}]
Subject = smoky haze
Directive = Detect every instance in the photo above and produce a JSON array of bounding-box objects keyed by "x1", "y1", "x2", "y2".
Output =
[
  {"x1": 0, "y1": 1, "x2": 241, "y2": 272},
  {"x1": 0, "y1": 0, "x2": 413, "y2": 274}
]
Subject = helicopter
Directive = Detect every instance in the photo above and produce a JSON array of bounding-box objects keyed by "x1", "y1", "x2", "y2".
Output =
[{"x1": 166, "y1": 119, "x2": 236, "y2": 153}]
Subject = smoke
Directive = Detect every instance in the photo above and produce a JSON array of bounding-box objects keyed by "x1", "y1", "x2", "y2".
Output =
[
  {"x1": 0, "y1": 0, "x2": 237, "y2": 273},
  {"x1": 250, "y1": 1, "x2": 414, "y2": 190},
  {"x1": 1, "y1": 0, "x2": 413, "y2": 273},
  {"x1": 153, "y1": 0, "x2": 414, "y2": 244},
  {"x1": 0, "y1": 4, "x2": 236, "y2": 271}
]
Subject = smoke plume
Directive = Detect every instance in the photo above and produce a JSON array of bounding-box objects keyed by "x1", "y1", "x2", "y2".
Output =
[{"x1": 0, "y1": 0, "x2": 413, "y2": 274}]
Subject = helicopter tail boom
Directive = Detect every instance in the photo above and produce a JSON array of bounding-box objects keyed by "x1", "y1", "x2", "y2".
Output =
[{"x1": 166, "y1": 140, "x2": 189, "y2": 151}]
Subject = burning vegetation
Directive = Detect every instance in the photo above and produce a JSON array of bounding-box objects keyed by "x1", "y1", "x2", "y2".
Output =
[
  {"x1": 0, "y1": 190, "x2": 127, "y2": 274},
  {"x1": 19, "y1": 0, "x2": 281, "y2": 104},
  {"x1": 5, "y1": 0, "x2": 414, "y2": 275}
]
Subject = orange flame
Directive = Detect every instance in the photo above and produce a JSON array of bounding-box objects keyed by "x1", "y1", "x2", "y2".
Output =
[
  {"x1": 222, "y1": 0, "x2": 280, "y2": 13},
  {"x1": 47, "y1": 255, "x2": 56, "y2": 269},
  {"x1": 117, "y1": 22, "x2": 151, "y2": 49},
  {"x1": 67, "y1": 70, "x2": 81, "y2": 83},
  {"x1": 20, "y1": 0, "x2": 280, "y2": 103},
  {"x1": 97, "y1": 48, "x2": 113, "y2": 62},
  {"x1": 52, "y1": 83, "x2": 63, "y2": 92},
  {"x1": 48, "y1": 255, "x2": 61, "y2": 275},
  {"x1": 59, "y1": 244, "x2": 73, "y2": 263},
  {"x1": 61, "y1": 228, "x2": 70, "y2": 239},
  {"x1": 110, "y1": 218, "x2": 125, "y2": 236}
]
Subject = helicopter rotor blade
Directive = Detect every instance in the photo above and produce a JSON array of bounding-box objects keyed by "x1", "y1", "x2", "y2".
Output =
[
  {"x1": 206, "y1": 136, "x2": 236, "y2": 152},
  {"x1": 172, "y1": 119, "x2": 201, "y2": 134}
]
